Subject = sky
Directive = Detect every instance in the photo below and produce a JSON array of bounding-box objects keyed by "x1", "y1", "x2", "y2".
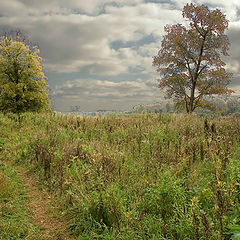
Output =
[{"x1": 0, "y1": 0, "x2": 240, "y2": 112}]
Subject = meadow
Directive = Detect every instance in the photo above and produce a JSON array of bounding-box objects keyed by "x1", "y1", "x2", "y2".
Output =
[{"x1": 1, "y1": 112, "x2": 240, "y2": 239}]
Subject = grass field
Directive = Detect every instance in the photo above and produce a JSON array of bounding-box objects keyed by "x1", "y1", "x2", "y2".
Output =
[
  {"x1": 0, "y1": 163, "x2": 40, "y2": 240},
  {"x1": 1, "y1": 112, "x2": 240, "y2": 239}
]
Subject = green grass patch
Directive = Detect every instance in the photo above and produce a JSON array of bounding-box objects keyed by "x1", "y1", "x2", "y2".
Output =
[
  {"x1": 0, "y1": 162, "x2": 40, "y2": 240},
  {"x1": 1, "y1": 112, "x2": 240, "y2": 239}
]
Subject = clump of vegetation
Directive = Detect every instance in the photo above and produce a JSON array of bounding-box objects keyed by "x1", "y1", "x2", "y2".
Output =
[
  {"x1": 0, "y1": 35, "x2": 50, "y2": 121},
  {"x1": 1, "y1": 112, "x2": 240, "y2": 239},
  {"x1": 153, "y1": 3, "x2": 233, "y2": 113},
  {"x1": 0, "y1": 162, "x2": 39, "y2": 239},
  {"x1": 133, "y1": 96, "x2": 240, "y2": 117}
]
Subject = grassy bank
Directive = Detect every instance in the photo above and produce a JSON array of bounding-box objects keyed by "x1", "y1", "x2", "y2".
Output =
[{"x1": 1, "y1": 112, "x2": 240, "y2": 239}]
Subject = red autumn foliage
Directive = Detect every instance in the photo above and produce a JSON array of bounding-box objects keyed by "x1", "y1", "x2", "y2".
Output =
[{"x1": 153, "y1": 3, "x2": 233, "y2": 113}]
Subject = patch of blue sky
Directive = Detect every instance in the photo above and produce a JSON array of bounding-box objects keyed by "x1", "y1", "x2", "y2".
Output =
[
  {"x1": 110, "y1": 34, "x2": 155, "y2": 51},
  {"x1": 70, "y1": 2, "x2": 121, "y2": 16},
  {"x1": 129, "y1": 65, "x2": 146, "y2": 74},
  {"x1": 47, "y1": 70, "x2": 150, "y2": 89},
  {"x1": 237, "y1": 8, "x2": 240, "y2": 19},
  {"x1": 145, "y1": 0, "x2": 175, "y2": 4}
]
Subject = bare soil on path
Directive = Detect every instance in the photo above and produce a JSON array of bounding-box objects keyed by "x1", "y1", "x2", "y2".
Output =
[{"x1": 16, "y1": 167, "x2": 75, "y2": 240}]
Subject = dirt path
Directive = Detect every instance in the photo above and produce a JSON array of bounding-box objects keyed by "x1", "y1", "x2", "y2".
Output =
[{"x1": 16, "y1": 167, "x2": 75, "y2": 240}]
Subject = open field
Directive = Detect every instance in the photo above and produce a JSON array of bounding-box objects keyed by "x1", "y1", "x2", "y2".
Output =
[{"x1": 1, "y1": 112, "x2": 240, "y2": 239}]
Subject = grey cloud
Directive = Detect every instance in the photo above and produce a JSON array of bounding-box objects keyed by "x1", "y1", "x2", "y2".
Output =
[
  {"x1": 0, "y1": 0, "x2": 182, "y2": 75},
  {"x1": 0, "y1": 0, "x2": 27, "y2": 17},
  {"x1": 54, "y1": 78, "x2": 159, "y2": 98},
  {"x1": 53, "y1": 78, "x2": 162, "y2": 111},
  {"x1": 226, "y1": 24, "x2": 240, "y2": 78},
  {"x1": 16, "y1": 0, "x2": 144, "y2": 15},
  {"x1": 1, "y1": 0, "x2": 240, "y2": 111}
]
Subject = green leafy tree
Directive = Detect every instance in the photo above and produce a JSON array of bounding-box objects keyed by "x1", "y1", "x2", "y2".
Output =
[
  {"x1": 0, "y1": 36, "x2": 49, "y2": 117},
  {"x1": 153, "y1": 3, "x2": 233, "y2": 113}
]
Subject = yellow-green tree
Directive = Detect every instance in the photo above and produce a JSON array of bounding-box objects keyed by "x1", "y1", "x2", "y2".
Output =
[{"x1": 0, "y1": 36, "x2": 49, "y2": 116}]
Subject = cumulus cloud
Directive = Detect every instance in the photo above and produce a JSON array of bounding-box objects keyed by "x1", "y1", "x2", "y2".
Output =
[
  {"x1": 54, "y1": 78, "x2": 158, "y2": 99},
  {"x1": 227, "y1": 24, "x2": 240, "y2": 74},
  {"x1": 53, "y1": 77, "x2": 161, "y2": 111},
  {"x1": 0, "y1": 0, "x2": 239, "y2": 111},
  {"x1": 0, "y1": 0, "x2": 182, "y2": 74},
  {"x1": 17, "y1": 0, "x2": 145, "y2": 15}
]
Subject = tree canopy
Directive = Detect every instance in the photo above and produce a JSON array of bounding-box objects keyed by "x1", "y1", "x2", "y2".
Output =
[
  {"x1": 153, "y1": 3, "x2": 233, "y2": 113},
  {"x1": 0, "y1": 36, "x2": 49, "y2": 115}
]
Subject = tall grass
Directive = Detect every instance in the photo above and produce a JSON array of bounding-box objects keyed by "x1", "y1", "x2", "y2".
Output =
[
  {"x1": 1, "y1": 112, "x2": 240, "y2": 239},
  {"x1": 0, "y1": 162, "x2": 40, "y2": 239}
]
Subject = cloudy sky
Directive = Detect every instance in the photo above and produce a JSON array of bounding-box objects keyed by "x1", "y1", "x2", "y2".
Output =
[{"x1": 0, "y1": 0, "x2": 240, "y2": 112}]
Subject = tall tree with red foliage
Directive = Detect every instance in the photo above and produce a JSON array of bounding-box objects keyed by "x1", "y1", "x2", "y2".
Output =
[{"x1": 153, "y1": 3, "x2": 233, "y2": 113}]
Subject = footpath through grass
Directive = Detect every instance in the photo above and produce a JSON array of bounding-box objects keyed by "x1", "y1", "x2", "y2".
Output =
[
  {"x1": 0, "y1": 113, "x2": 40, "y2": 239},
  {"x1": 0, "y1": 162, "x2": 40, "y2": 240},
  {"x1": 0, "y1": 114, "x2": 75, "y2": 240},
  {"x1": 1, "y1": 112, "x2": 240, "y2": 239}
]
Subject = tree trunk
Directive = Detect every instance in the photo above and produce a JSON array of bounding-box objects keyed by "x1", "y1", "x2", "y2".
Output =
[
  {"x1": 188, "y1": 35, "x2": 206, "y2": 113},
  {"x1": 189, "y1": 81, "x2": 196, "y2": 113}
]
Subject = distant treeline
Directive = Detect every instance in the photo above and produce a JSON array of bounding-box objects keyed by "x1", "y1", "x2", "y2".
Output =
[{"x1": 133, "y1": 96, "x2": 240, "y2": 116}]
